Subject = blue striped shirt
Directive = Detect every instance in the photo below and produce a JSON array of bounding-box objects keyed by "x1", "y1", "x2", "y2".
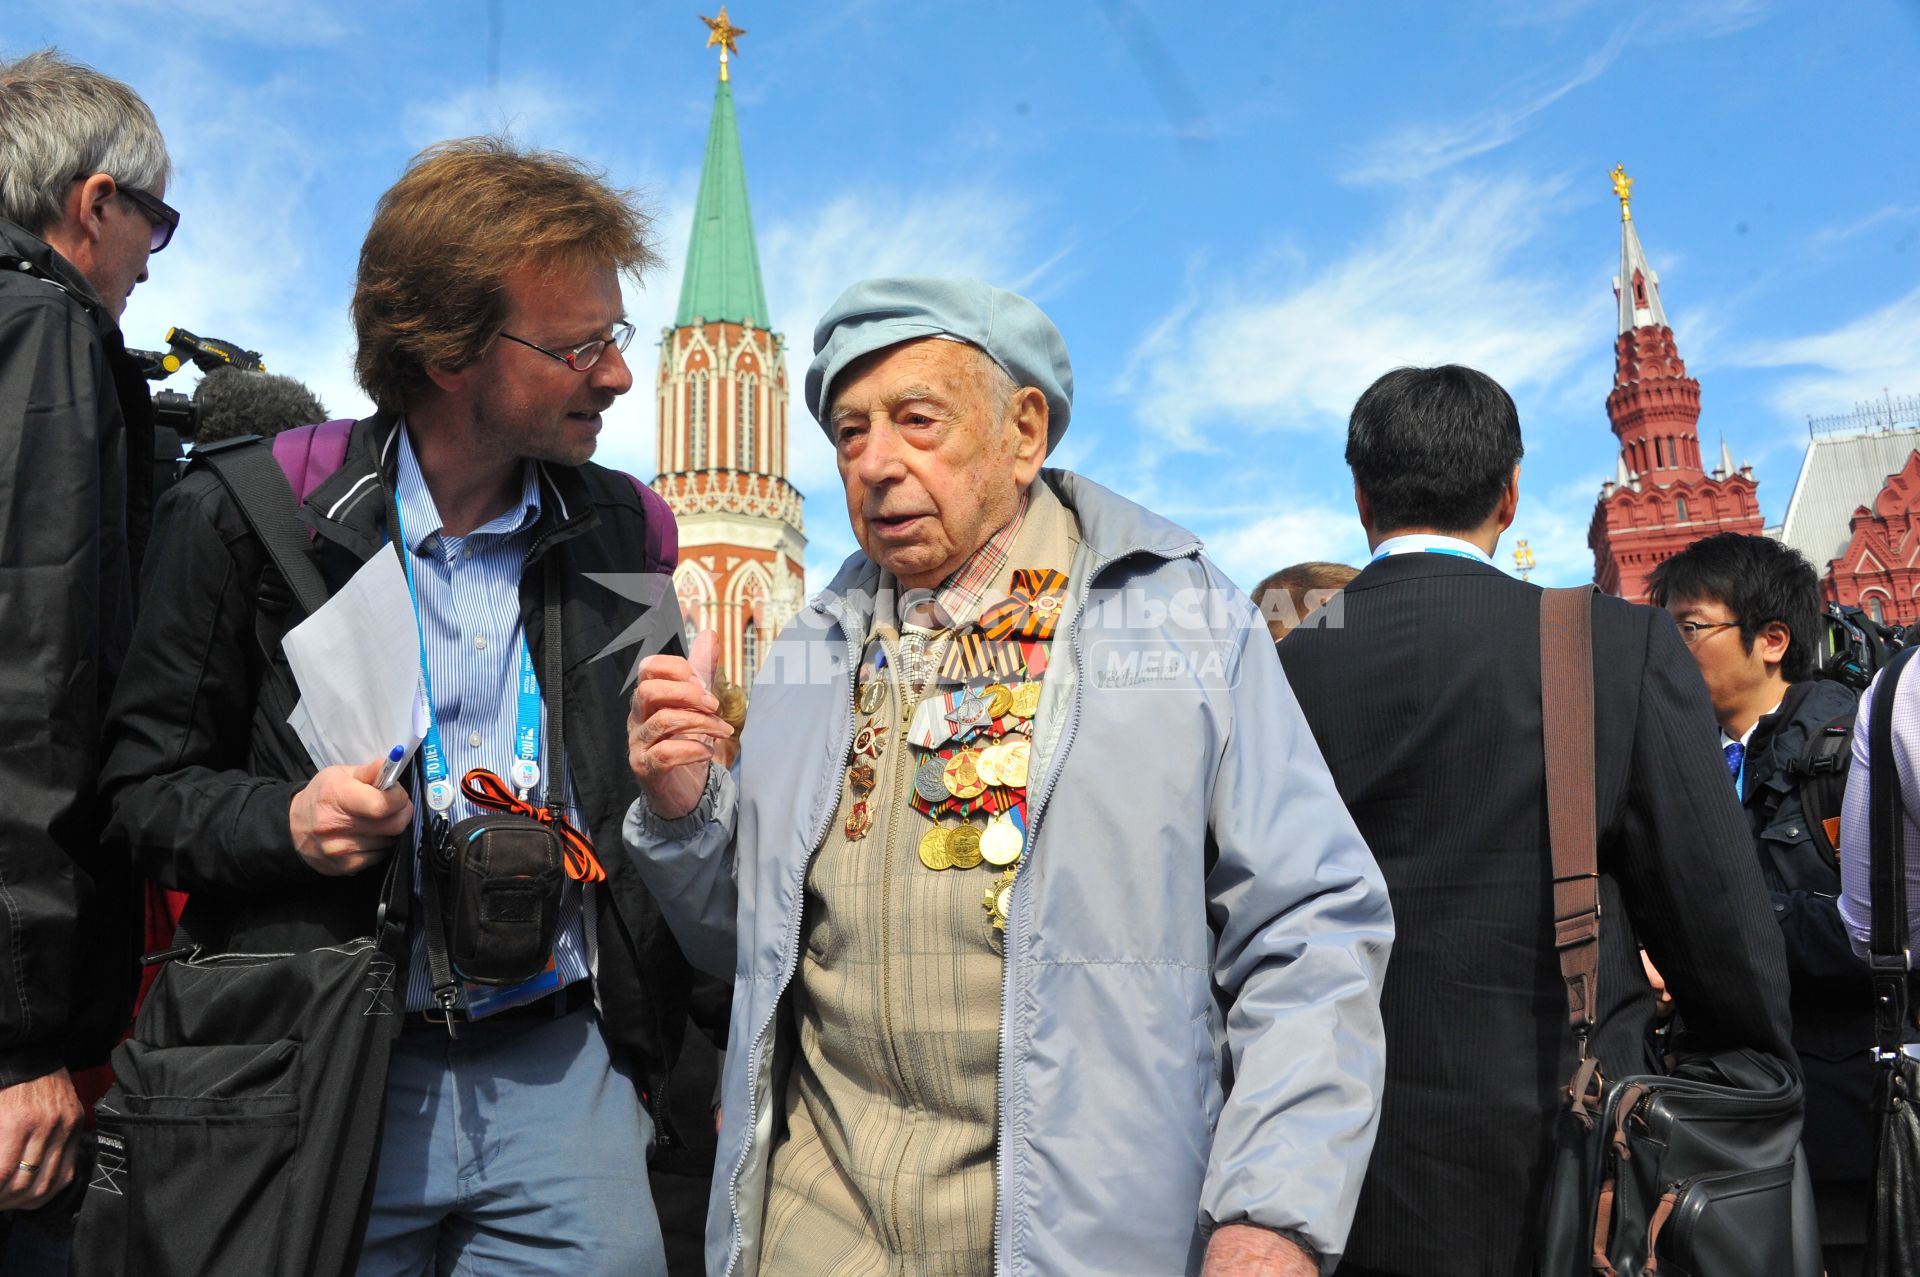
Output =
[{"x1": 392, "y1": 425, "x2": 592, "y2": 1014}]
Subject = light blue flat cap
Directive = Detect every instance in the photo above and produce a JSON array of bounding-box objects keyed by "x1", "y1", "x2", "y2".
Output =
[{"x1": 806, "y1": 276, "x2": 1074, "y2": 453}]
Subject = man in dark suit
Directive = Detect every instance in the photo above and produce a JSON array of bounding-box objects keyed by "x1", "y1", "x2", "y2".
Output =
[{"x1": 1279, "y1": 365, "x2": 1796, "y2": 1277}]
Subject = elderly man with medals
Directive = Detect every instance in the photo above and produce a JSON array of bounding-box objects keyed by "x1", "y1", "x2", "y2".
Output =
[{"x1": 625, "y1": 277, "x2": 1392, "y2": 1277}]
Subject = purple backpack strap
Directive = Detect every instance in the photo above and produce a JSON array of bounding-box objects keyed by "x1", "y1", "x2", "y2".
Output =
[
  {"x1": 623, "y1": 473, "x2": 679, "y2": 571},
  {"x1": 270, "y1": 419, "x2": 355, "y2": 509}
]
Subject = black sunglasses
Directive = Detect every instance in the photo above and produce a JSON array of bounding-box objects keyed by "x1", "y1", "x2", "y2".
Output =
[{"x1": 115, "y1": 183, "x2": 179, "y2": 253}]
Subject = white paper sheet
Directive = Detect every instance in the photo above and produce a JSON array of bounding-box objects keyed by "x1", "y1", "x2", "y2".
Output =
[{"x1": 283, "y1": 548, "x2": 423, "y2": 772}]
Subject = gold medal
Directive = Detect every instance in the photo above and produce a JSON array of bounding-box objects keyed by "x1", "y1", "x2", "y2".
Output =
[
  {"x1": 858, "y1": 679, "x2": 887, "y2": 716},
  {"x1": 980, "y1": 811, "x2": 1024, "y2": 866},
  {"x1": 947, "y1": 824, "x2": 983, "y2": 869},
  {"x1": 919, "y1": 826, "x2": 954, "y2": 871},
  {"x1": 1010, "y1": 682, "x2": 1043, "y2": 719},
  {"x1": 943, "y1": 750, "x2": 988, "y2": 800},
  {"x1": 994, "y1": 738, "x2": 1031, "y2": 788},
  {"x1": 975, "y1": 743, "x2": 1004, "y2": 788},
  {"x1": 984, "y1": 683, "x2": 1014, "y2": 719}
]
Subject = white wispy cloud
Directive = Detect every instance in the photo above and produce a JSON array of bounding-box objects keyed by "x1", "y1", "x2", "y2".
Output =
[
  {"x1": 1353, "y1": 1, "x2": 1764, "y2": 186},
  {"x1": 1342, "y1": 24, "x2": 1634, "y2": 186},
  {"x1": 29, "y1": 0, "x2": 352, "y2": 47},
  {"x1": 399, "y1": 78, "x2": 585, "y2": 154},
  {"x1": 118, "y1": 47, "x2": 366, "y2": 423},
  {"x1": 1737, "y1": 284, "x2": 1920, "y2": 422},
  {"x1": 1194, "y1": 504, "x2": 1371, "y2": 591},
  {"x1": 1122, "y1": 175, "x2": 1599, "y2": 447},
  {"x1": 1813, "y1": 204, "x2": 1920, "y2": 247}
]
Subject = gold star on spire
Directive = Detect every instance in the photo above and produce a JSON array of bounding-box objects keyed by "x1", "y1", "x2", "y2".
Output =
[
  {"x1": 1609, "y1": 162, "x2": 1633, "y2": 223},
  {"x1": 701, "y1": 7, "x2": 746, "y2": 81}
]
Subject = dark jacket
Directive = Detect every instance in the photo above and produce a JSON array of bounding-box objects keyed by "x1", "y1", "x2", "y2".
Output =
[
  {"x1": 98, "y1": 413, "x2": 699, "y2": 1129},
  {"x1": 1278, "y1": 553, "x2": 1795, "y2": 1277},
  {"x1": 0, "y1": 218, "x2": 153, "y2": 1085},
  {"x1": 1741, "y1": 675, "x2": 1875, "y2": 1182}
]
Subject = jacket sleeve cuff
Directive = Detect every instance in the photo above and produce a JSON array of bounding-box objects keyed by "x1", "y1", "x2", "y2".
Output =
[
  {"x1": 634, "y1": 764, "x2": 725, "y2": 840},
  {"x1": 0, "y1": 1047, "x2": 68, "y2": 1091},
  {"x1": 251, "y1": 781, "x2": 318, "y2": 888}
]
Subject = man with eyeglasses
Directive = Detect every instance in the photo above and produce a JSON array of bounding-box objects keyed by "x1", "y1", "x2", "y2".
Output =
[
  {"x1": 96, "y1": 137, "x2": 697, "y2": 1274},
  {"x1": 1649, "y1": 532, "x2": 1873, "y2": 1277},
  {"x1": 0, "y1": 49, "x2": 173, "y2": 1235}
]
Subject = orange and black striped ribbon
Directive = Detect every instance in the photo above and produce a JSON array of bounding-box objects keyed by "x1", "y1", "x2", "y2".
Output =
[
  {"x1": 939, "y1": 631, "x2": 1025, "y2": 682},
  {"x1": 977, "y1": 569, "x2": 1069, "y2": 642},
  {"x1": 461, "y1": 768, "x2": 607, "y2": 883}
]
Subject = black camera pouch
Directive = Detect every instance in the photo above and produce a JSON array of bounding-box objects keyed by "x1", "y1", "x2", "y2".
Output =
[{"x1": 431, "y1": 813, "x2": 565, "y2": 986}]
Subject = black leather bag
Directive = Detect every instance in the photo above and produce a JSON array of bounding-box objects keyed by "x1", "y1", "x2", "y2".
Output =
[
  {"x1": 1533, "y1": 588, "x2": 1820, "y2": 1276},
  {"x1": 1864, "y1": 644, "x2": 1920, "y2": 1277}
]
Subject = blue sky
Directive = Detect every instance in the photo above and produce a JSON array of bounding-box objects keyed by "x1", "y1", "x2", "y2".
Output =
[{"x1": 18, "y1": 0, "x2": 1920, "y2": 589}]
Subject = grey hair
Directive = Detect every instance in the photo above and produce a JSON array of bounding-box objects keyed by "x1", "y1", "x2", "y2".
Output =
[
  {"x1": 0, "y1": 49, "x2": 170, "y2": 236},
  {"x1": 964, "y1": 342, "x2": 1021, "y2": 421}
]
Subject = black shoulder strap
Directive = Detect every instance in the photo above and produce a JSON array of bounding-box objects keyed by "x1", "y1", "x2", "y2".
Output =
[
  {"x1": 1868, "y1": 645, "x2": 1920, "y2": 1054},
  {"x1": 1795, "y1": 706, "x2": 1857, "y2": 862},
  {"x1": 192, "y1": 436, "x2": 332, "y2": 618}
]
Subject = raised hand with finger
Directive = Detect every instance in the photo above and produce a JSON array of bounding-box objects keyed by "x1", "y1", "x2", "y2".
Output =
[{"x1": 629, "y1": 630, "x2": 733, "y2": 821}]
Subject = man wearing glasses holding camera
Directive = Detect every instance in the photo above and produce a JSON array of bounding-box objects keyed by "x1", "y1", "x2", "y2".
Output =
[{"x1": 0, "y1": 48, "x2": 175, "y2": 1229}]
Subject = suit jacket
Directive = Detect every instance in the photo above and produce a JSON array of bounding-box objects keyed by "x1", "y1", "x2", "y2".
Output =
[{"x1": 1279, "y1": 552, "x2": 1795, "y2": 1277}]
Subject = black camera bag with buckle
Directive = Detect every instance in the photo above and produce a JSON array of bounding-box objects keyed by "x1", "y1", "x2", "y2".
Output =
[{"x1": 429, "y1": 810, "x2": 565, "y2": 987}]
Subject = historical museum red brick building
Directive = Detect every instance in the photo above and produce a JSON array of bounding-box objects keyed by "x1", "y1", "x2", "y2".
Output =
[
  {"x1": 1588, "y1": 166, "x2": 1762, "y2": 603},
  {"x1": 1588, "y1": 168, "x2": 1920, "y2": 623}
]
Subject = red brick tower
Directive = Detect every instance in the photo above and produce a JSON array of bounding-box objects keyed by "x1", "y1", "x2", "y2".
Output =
[
  {"x1": 652, "y1": 9, "x2": 805, "y2": 687},
  {"x1": 1588, "y1": 165, "x2": 1762, "y2": 601}
]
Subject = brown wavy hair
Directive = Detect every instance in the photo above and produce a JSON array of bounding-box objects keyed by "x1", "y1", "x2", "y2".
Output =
[{"x1": 352, "y1": 136, "x2": 659, "y2": 412}]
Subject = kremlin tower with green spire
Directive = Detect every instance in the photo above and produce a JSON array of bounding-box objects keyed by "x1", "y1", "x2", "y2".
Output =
[{"x1": 653, "y1": 7, "x2": 804, "y2": 687}]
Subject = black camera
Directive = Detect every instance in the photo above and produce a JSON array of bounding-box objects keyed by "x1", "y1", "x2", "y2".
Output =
[
  {"x1": 1819, "y1": 602, "x2": 1912, "y2": 690},
  {"x1": 128, "y1": 327, "x2": 267, "y2": 439}
]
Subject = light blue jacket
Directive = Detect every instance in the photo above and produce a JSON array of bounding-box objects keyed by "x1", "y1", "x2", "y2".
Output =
[{"x1": 624, "y1": 471, "x2": 1392, "y2": 1276}]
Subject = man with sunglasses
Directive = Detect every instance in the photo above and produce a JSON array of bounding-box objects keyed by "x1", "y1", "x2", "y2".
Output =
[
  {"x1": 1649, "y1": 533, "x2": 1873, "y2": 1277},
  {"x1": 0, "y1": 49, "x2": 173, "y2": 1229}
]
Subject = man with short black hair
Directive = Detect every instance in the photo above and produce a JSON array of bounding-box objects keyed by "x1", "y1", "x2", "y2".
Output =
[
  {"x1": 1649, "y1": 533, "x2": 1872, "y2": 1277},
  {"x1": 0, "y1": 47, "x2": 173, "y2": 1218},
  {"x1": 1280, "y1": 364, "x2": 1795, "y2": 1277}
]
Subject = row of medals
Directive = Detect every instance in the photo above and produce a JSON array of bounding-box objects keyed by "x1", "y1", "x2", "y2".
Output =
[{"x1": 845, "y1": 671, "x2": 1043, "y2": 934}]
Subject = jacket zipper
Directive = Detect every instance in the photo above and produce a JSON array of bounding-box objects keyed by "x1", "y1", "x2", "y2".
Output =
[
  {"x1": 722, "y1": 593, "x2": 864, "y2": 1277},
  {"x1": 992, "y1": 543, "x2": 1177, "y2": 1275}
]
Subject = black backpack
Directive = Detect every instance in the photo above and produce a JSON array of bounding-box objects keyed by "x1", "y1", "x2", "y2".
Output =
[{"x1": 1789, "y1": 707, "x2": 1856, "y2": 866}]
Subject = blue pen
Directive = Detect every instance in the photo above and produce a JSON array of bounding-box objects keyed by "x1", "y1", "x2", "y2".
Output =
[{"x1": 373, "y1": 744, "x2": 407, "y2": 790}]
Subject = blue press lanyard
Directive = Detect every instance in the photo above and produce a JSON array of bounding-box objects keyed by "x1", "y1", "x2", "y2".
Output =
[{"x1": 390, "y1": 498, "x2": 543, "y2": 813}]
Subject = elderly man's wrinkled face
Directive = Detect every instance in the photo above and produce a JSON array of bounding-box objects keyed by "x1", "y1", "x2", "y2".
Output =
[{"x1": 830, "y1": 338, "x2": 1046, "y2": 591}]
